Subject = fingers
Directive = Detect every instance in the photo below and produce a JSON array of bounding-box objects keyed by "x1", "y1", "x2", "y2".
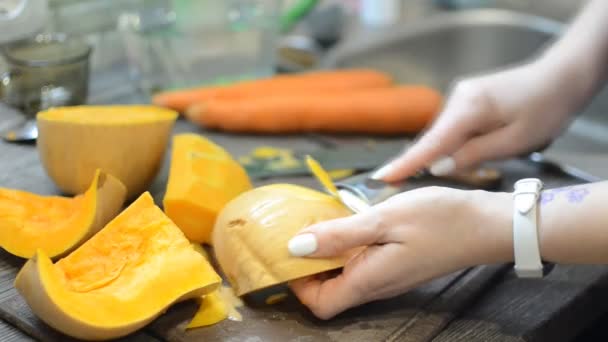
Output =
[
  {"x1": 377, "y1": 128, "x2": 461, "y2": 182},
  {"x1": 290, "y1": 244, "x2": 403, "y2": 320},
  {"x1": 371, "y1": 82, "x2": 487, "y2": 182},
  {"x1": 289, "y1": 272, "x2": 357, "y2": 320},
  {"x1": 451, "y1": 125, "x2": 521, "y2": 170},
  {"x1": 288, "y1": 211, "x2": 384, "y2": 258}
]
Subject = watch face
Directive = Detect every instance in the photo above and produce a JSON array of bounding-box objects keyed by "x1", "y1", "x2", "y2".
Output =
[{"x1": 0, "y1": 0, "x2": 27, "y2": 19}]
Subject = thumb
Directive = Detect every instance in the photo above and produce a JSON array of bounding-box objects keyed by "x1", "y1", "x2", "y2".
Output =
[{"x1": 287, "y1": 212, "x2": 382, "y2": 258}]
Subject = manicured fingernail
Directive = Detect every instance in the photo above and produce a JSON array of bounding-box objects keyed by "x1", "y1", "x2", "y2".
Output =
[
  {"x1": 370, "y1": 163, "x2": 394, "y2": 180},
  {"x1": 429, "y1": 156, "x2": 455, "y2": 176},
  {"x1": 288, "y1": 233, "x2": 318, "y2": 257}
]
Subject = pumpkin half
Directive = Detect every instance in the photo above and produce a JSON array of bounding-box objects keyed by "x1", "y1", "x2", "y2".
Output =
[
  {"x1": 37, "y1": 105, "x2": 178, "y2": 199},
  {"x1": 15, "y1": 192, "x2": 221, "y2": 341},
  {"x1": 0, "y1": 169, "x2": 126, "y2": 259},
  {"x1": 163, "y1": 133, "x2": 252, "y2": 244},
  {"x1": 212, "y1": 184, "x2": 353, "y2": 296}
]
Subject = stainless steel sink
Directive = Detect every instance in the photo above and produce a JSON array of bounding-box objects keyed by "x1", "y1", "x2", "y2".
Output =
[
  {"x1": 323, "y1": 9, "x2": 608, "y2": 181},
  {"x1": 323, "y1": 9, "x2": 562, "y2": 90}
]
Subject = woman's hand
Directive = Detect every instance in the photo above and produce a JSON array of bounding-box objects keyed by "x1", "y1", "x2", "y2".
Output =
[
  {"x1": 287, "y1": 187, "x2": 513, "y2": 319},
  {"x1": 372, "y1": 60, "x2": 581, "y2": 182}
]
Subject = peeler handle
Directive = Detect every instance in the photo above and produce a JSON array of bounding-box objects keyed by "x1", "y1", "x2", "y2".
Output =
[{"x1": 437, "y1": 167, "x2": 502, "y2": 189}]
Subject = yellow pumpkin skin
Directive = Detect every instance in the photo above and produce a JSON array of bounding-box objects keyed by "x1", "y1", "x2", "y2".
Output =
[
  {"x1": 163, "y1": 134, "x2": 252, "y2": 244},
  {"x1": 37, "y1": 105, "x2": 178, "y2": 199},
  {"x1": 14, "y1": 192, "x2": 221, "y2": 341},
  {"x1": 0, "y1": 169, "x2": 126, "y2": 259},
  {"x1": 213, "y1": 184, "x2": 353, "y2": 296}
]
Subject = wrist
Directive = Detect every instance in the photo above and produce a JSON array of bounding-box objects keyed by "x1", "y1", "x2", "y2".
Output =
[
  {"x1": 467, "y1": 190, "x2": 514, "y2": 265},
  {"x1": 486, "y1": 183, "x2": 560, "y2": 268},
  {"x1": 537, "y1": 189, "x2": 569, "y2": 264},
  {"x1": 473, "y1": 186, "x2": 563, "y2": 266}
]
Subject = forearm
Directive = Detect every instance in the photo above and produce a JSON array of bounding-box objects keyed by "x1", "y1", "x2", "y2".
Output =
[
  {"x1": 538, "y1": 0, "x2": 608, "y2": 110},
  {"x1": 539, "y1": 181, "x2": 608, "y2": 264},
  {"x1": 475, "y1": 181, "x2": 608, "y2": 266}
]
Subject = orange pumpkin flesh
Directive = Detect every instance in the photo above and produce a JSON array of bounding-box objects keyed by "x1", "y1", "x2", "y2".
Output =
[
  {"x1": 163, "y1": 133, "x2": 252, "y2": 244},
  {"x1": 0, "y1": 170, "x2": 126, "y2": 259},
  {"x1": 15, "y1": 192, "x2": 221, "y2": 341}
]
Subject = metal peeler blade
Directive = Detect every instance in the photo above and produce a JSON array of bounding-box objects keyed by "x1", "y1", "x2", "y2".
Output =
[{"x1": 336, "y1": 186, "x2": 371, "y2": 213}]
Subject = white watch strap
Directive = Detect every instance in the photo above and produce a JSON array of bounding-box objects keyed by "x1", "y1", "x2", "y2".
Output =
[{"x1": 513, "y1": 178, "x2": 544, "y2": 278}]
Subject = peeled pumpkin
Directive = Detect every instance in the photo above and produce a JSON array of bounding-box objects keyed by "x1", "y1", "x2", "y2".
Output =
[
  {"x1": 15, "y1": 192, "x2": 221, "y2": 341},
  {"x1": 213, "y1": 184, "x2": 354, "y2": 296},
  {"x1": 0, "y1": 169, "x2": 126, "y2": 259},
  {"x1": 37, "y1": 105, "x2": 178, "y2": 199},
  {"x1": 163, "y1": 133, "x2": 252, "y2": 244}
]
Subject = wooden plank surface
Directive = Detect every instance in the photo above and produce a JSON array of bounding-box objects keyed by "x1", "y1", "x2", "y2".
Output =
[
  {"x1": 387, "y1": 265, "x2": 510, "y2": 342},
  {"x1": 434, "y1": 265, "x2": 608, "y2": 342},
  {"x1": 147, "y1": 269, "x2": 469, "y2": 342},
  {"x1": 0, "y1": 318, "x2": 35, "y2": 342}
]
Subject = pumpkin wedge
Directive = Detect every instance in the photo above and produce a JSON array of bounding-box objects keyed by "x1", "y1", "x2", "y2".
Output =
[
  {"x1": 15, "y1": 192, "x2": 221, "y2": 341},
  {"x1": 0, "y1": 169, "x2": 126, "y2": 259},
  {"x1": 163, "y1": 133, "x2": 252, "y2": 244},
  {"x1": 37, "y1": 105, "x2": 178, "y2": 199},
  {"x1": 213, "y1": 184, "x2": 354, "y2": 296}
]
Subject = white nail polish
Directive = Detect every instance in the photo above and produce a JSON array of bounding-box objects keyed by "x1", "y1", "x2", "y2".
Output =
[
  {"x1": 429, "y1": 156, "x2": 455, "y2": 176},
  {"x1": 288, "y1": 233, "x2": 318, "y2": 257},
  {"x1": 370, "y1": 163, "x2": 394, "y2": 180}
]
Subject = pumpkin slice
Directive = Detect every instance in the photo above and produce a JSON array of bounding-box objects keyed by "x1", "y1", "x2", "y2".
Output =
[
  {"x1": 0, "y1": 170, "x2": 126, "y2": 259},
  {"x1": 15, "y1": 192, "x2": 221, "y2": 341},
  {"x1": 37, "y1": 105, "x2": 178, "y2": 199},
  {"x1": 212, "y1": 184, "x2": 353, "y2": 296},
  {"x1": 163, "y1": 133, "x2": 252, "y2": 244}
]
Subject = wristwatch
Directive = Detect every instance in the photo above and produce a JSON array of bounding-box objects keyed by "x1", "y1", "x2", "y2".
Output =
[{"x1": 512, "y1": 178, "x2": 553, "y2": 278}]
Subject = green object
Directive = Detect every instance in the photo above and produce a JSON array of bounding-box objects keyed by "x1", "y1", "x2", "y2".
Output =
[{"x1": 280, "y1": 0, "x2": 319, "y2": 33}]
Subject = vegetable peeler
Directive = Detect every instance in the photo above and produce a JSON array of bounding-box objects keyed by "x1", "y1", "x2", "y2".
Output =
[
  {"x1": 334, "y1": 179, "x2": 399, "y2": 213},
  {"x1": 307, "y1": 156, "x2": 384, "y2": 214},
  {"x1": 306, "y1": 155, "x2": 503, "y2": 214}
]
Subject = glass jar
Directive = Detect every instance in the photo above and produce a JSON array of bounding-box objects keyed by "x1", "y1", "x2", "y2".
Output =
[
  {"x1": 0, "y1": 33, "x2": 91, "y2": 117},
  {"x1": 118, "y1": 0, "x2": 282, "y2": 95}
]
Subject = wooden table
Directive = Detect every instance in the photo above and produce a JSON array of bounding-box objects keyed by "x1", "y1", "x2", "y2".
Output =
[{"x1": 1, "y1": 79, "x2": 608, "y2": 342}]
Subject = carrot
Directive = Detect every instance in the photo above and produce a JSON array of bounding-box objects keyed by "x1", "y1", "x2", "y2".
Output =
[
  {"x1": 184, "y1": 86, "x2": 443, "y2": 135},
  {"x1": 152, "y1": 69, "x2": 393, "y2": 112}
]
